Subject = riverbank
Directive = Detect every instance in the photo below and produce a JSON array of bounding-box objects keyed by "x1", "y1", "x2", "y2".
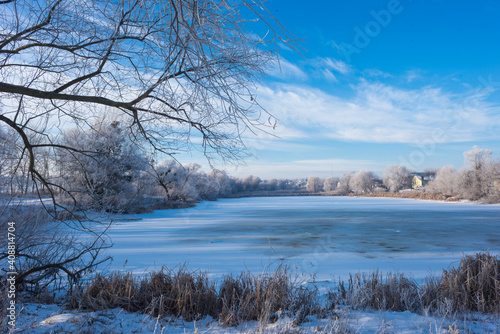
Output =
[
  {"x1": 224, "y1": 189, "x2": 461, "y2": 202},
  {"x1": 353, "y1": 191, "x2": 460, "y2": 201}
]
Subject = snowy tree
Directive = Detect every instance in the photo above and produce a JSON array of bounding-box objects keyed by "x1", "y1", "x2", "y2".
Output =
[
  {"x1": 243, "y1": 175, "x2": 262, "y2": 191},
  {"x1": 382, "y1": 165, "x2": 410, "y2": 193},
  {"x1": 150, "y1": 160, "x2": 179, "y2": 200},
  {"x1": 151, "y1": 160, "x2": 201, "y2": 201},
  {"x1": 350, "y1": 171, "x2": 376, "y2": 194},
  {"x1": 306, "y1": 176, "x2": 321, "y2": 192},
  {"x1": 59, "y1": 121, "x2": 147, "y2": 211},
  {"x1": 0, "y1": 125, "x2": 38, "y2": 195},
  {"x1": 338, "y1": 172, "x2": 354, "y2": 194},
  {"x1": 273, "y1": 179, "x2": 295, "y2": 190},
  {"x1": 228, "y1": 177, "x2": 242, "y2": 193},
  {"x1": 323, "y1": 177, "x2": 339, "y2": 192},
  {"x1": 489, "y1": 160, "x2": 500, "y2": 199},
  {"x1": 151, "y1": 162, "x2": 228, "y2": 201},
  {"x1": 463, "y1": 146, "x2": 492, "y2": 200},
  {"x1": 426, "y1": 165, "x2": 460, "y2": 196},
  {"x1": 267, "y1": 179, "x2": 279, "y2": 191},
  {"x1": 210, "y1": 170, "x2": 232, "y2": 198},
  {"x1": 195, "y1": 171, "x2": 220, "y2": 201}
]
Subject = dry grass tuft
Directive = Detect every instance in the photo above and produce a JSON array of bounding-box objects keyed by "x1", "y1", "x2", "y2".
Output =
[
  {"x1": 72, "y1": 272, "x2": 140, "y2": 312},
  {"x1": 71, "y1": 265, "x2": 321, "y2": 326},
  {"x1": 146, "y1": 267, "x2": 218, "y2": 321},
  {"x1": 339, "y1": 270, "x2": 420, "y2": 312},
  {"x1": 426, "y1": 252, "x2": 500, "y2": 314},
  {"x1": 332, "y1": 253, "x2": 500, "y2": 318},
  {"x1": 73, "y1": 267, "x2": 218, "y2": 321},
  {"x1": 218, "y1": 267, "x2": 320, "y2": 326}
]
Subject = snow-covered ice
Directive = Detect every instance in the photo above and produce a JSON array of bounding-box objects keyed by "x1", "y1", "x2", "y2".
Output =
[{"x1": 101, "y1": 196, "x2": 500, "y2": 282}]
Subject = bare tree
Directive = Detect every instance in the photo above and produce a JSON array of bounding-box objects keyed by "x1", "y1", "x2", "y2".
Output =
[
  {"x1": 382, "y1": 165, "x2": 410, "y2": 193},
  {"x1": 0, "y1": 200, "x2": 111, "y2": 294},
  {"x1": 0, "y1": 125, "x2": 36, "y2": 196},
  {"x1": 306, "y1": 176, "x2": 321, "y2": 192},
  {"x1": 0, "y1": 126, "x2": 13, "y2": 194},
  {"x1": 0, "y1": 0, "x2": 297, "y2": 214}
]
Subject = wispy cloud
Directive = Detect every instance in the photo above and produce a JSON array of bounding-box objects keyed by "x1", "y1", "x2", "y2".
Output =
[
  {"x1": 295, "y1": 158, "x2": 382, "y2": 168},
  {"x1": 322, "y1": 57, "x2": 351, "y2": 74},
  {"x1": 322, "y1": 69, "x2": 338, "y2": 82},
  {"x1": 259, "y1": 79, "x2": 500, "y2": 144},
  {"x1": 269, "y1": 58, "x2": 308, "y2": 80},
  {"x1": 363, "y1": 68, "x2": 392, "y2": 78}
]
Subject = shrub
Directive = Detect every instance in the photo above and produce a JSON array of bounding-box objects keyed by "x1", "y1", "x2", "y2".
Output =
[{"x1": 0, "y1": 203, "x2": 109, "y2": 297}]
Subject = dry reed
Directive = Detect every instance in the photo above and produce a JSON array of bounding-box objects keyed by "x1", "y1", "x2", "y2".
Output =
[
  {"x1": 71, "y1": 265, "x2": 321, "y2": 326},
  {"x1": 426, "y1": 252, "x2": 500, "y2": 314},
  {"x1": 339, "y1": 270, "x2": 420, "y2": 312}
]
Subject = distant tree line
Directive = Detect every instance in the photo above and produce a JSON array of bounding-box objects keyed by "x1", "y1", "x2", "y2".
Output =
[
  {"x1": 301, "y1": 146, "x2": 500, "y2": 203},
  {"x1": 426, "y1": 146, "x2": 500, "y2": 202},
  {"x1": 1, "y1": 121, "x2": 500, "y2": 211}
]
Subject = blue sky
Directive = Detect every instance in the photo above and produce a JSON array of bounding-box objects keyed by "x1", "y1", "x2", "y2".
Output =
[{"x1": 201, "y1": 0, "x2": 500, "y2": 179}]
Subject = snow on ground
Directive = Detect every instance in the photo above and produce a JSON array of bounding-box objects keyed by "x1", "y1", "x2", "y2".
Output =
[{"x1": 12, "y1": 302, "x2": 500, "y2": 333}]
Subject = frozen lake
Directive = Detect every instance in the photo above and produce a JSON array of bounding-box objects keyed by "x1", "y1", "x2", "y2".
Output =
[{"x1": 104, "y1": 196, "x2": 500, "y2": 282}]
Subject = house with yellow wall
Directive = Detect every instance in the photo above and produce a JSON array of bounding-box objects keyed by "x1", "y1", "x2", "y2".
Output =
[
  {"x1": 411, "y1": 172, "x2": 435, "y2": 189},
  {"x1": 412, "y1": 175, "x2": 424, "y2": 189},
  {"x1": 494, "y1": 179, "x2": 500, "y2": 192}
]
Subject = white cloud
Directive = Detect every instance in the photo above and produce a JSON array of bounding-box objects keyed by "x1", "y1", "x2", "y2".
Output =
[
  {"x1": 228, "y1": 159, "x2": 383, "y2": 179},
  {"x1": 258, "y1": 80, "x2": 500, "y2": 144},
  {"x1": 268, "y1": 57, "x2": 350, "y2": 83},
  {"x1": 322, "y1": 57, "x2": 351, "y2": 74},
  {"x1": 295, "y1": 158, "x2": 382, "y2": 169},
  {"x1": 322, "y1": 69, "x2": 338, "y2": 82},
  {"x1": 269, "y1": 58, "x2": 307, "y2": 80}
]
